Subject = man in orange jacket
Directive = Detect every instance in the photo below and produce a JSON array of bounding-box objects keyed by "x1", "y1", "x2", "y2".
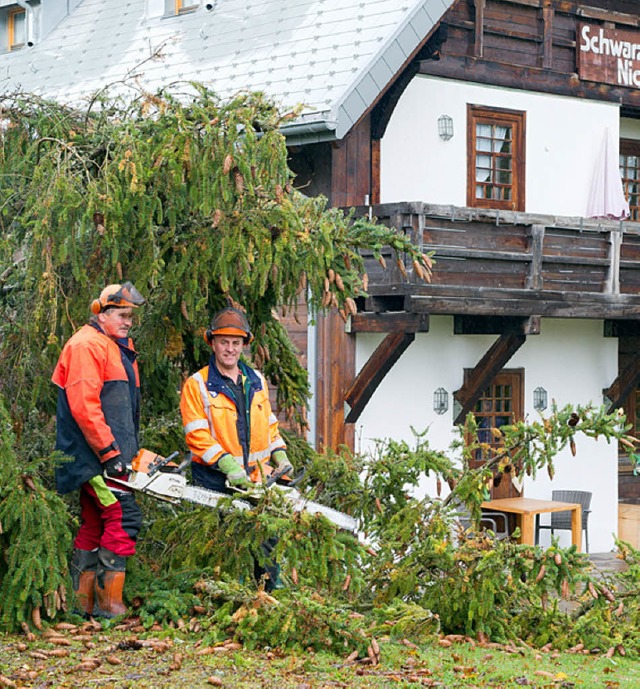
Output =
[
  {"x1": 52, "y1": 282, "x2": 145, "y2": 618},
  {"x1": 180, "y1": 306, "x2": 292, "y2": 589}
]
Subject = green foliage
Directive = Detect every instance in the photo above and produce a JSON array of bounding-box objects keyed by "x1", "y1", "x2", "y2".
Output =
[
  {"x1": 452, "y1": 402, "x2": 631, "y2": 522},
  {"x1": 0, "y1": 87, "x2": 432, "y2": 433},
  {"x1": 0, "y1": 396, "x2": 73, "y2": 631},
  {"x1": 195, "y1": 581, "x2": 371, "y2": 654},
  {"x1": 142, "y1": 486, "x2": 365, "y2": 596},
  {"x1": 3, "y1": 384, "x2": 639, "y2": 659}
]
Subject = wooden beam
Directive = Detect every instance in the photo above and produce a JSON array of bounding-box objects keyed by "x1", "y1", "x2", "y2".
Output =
[
  {"x1": 370, "y1": 23, "x2": 448, "y2": 140},
  {"x1": 542, "y1": 3, "x2": 553, "y2": 69},
  {"x1": 453, "y1": 332, "x2": 527, "y2": 424},
  {"x1": 315, "y1": 309, "x2": 355, "y2": 452},
  {"x1": 346, "y1": 312, "x2": 429, "y2": 334},
  {"x1": 400, "y1": 288, "x2": 640, "y2": 320},
  {"x1": 604, "y1": 320, "x2": 640, "y2": 337},
  {"x1": 344, "y1": 332, "x2": 415, "y2": 423},
  {"x1": 474, "y1": 0, "x2": 486, "y2": 58},
  {"x1": 420, "y1": 55, "x2": 640, "y2": 108},
  {"x1": 453, "y1": 315, "x2": 540, "y2": 335},
  {"x1": 603, "y1": 352, "x2": 640, "y2": 413},
  {"x1": 525, "y1": 224, "x2": 544, "y2": 290},
  {"x1": 575, "y1": 4, "x2": 640, "y2": 27}
]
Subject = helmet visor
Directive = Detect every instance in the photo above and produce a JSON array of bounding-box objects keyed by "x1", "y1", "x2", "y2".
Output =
[{"x1": 103, "y1": 282, "x2": 146, "y2": 309}]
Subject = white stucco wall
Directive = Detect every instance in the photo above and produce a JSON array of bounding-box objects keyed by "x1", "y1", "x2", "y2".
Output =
[
  {"x1": 621, "y1": 117, "x2": 640, "y2": 139},
  {"x1": 354, "y1": 317, "x2": 619, "y2": 553},
  {"x1": 380, "y1": 75, "x2": 622, "y2": 218}
]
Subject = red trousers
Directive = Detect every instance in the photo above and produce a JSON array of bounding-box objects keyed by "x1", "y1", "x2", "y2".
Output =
[{"x1": 73, "y1": 482, "x2": 142, "y2": 557}]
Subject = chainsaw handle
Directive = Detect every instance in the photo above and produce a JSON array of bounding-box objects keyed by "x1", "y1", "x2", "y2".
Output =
[
  {"x1": 175, "y1": 452, "x2": 193, "y2": 475},
  {"x1": 289, "y1": 467, "x2": 306, "y2": 487},
  {"x1": 265, "y1": 466, "x2": 305, "y2": 488},
  {"x1": 147, "y1": 450, "x2": 180, "y2": 477}
]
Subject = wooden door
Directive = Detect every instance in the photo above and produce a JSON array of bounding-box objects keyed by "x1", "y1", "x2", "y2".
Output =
[{"x1": 468, "y1": 369, "x2": 524, "y2": 499}]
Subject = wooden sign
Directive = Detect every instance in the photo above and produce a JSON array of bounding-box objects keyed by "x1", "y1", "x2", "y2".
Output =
[{"x1": 578, "y1": 23, "x2": 640, "y2": 89}]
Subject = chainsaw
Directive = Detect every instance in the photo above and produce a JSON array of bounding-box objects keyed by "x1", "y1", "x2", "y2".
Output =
[{"x1": 109, "y1": 449, "x2": 357, "y2": 532}]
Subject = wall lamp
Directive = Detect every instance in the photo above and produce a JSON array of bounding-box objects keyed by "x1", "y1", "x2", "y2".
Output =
[
  {"x1": 533, "y1": 386, "x2": 548, "y2": 412},
  {"x1": 433, "y1": 387, "x2": 449, "y2": 415},
  {"x1": 437, "y1": 114, "x2": 454, "y2": 141}
]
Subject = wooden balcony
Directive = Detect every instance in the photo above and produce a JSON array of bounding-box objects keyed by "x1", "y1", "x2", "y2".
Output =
[{"x1": 353, "y1": 202, "x2": 640, "y2": 323}]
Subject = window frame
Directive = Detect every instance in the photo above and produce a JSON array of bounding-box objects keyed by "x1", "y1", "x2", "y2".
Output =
[
  {"x1": 467, "y1": 105, "x2": 526, "y2": 212},
  {"x1": 465, "y1": 368, "x2": 524, "y2": 499},
  {"x1": 7, "y1": 6, "x2": 25, "y2": 52},
  {"x1": 620, "y1": 138, "x2": 640, "y2": 222},
  {"x1": 174, "y1": 0, "x2": 199, "y2": 14}
]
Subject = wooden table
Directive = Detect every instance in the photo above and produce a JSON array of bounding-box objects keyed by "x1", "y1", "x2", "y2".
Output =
[{"x1": 480, "y1": 497, "x2": 582, "y2": 550}]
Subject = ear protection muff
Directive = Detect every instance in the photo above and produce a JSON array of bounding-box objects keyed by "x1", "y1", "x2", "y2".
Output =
[
  {"x1": 91, "y1": 299, "x2": 102, "y2": 315},
  {"x1": 204, "y1": 329, "x2": 214, "y2": 345}
]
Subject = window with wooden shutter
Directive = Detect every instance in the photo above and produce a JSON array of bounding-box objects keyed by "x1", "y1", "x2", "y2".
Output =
[{"x1": 467, "y1": 105, "x2": 526, "y2": 212}]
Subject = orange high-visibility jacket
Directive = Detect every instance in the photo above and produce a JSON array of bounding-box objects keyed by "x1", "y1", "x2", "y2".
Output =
[
  {"x1": 52, "y1": 323, "x2": 140, "y2": 493},
  {"x1": 180, "y1": 359, "x2": 285, "y2": 482}
]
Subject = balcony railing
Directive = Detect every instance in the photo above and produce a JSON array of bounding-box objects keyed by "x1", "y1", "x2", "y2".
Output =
[{"x1": 353, "y1": 202, "x2": 640, "y2": 320}]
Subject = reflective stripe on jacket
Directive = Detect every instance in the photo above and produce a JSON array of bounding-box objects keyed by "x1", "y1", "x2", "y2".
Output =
[
  {"x1": 180, "y1": 358, "x2": 285, "y2": 482},
  {"x1": 52, "y1": 323, "x2": 140, "y2": 494}
]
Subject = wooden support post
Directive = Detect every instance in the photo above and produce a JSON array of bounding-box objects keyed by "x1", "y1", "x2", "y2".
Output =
[
  {"x1": 542, "y1": 3, "x2": 554, "y2": 70},
  {"x1": 315, "y1": 310, "x2": 355, "y2": 452},
  {"x1": 454, "y1": 332, "x2": 527, "y2": 424},
  {"x1": 526, "y1": 224, "x2": 544, "y2": 290},
  {"x1": 605, "y1": 226, "x2": 622, "y2": 295},
  {"x1": 474, "y1": 0, "x2": 486, "y2": 58},
  {"x1": 603, "y1": 352, "x2": 640, "y2": 413}
]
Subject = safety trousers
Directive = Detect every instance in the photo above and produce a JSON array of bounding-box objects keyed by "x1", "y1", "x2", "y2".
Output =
[{"x1": 73, "y1": 479, "x2": 142, "y2": 557}]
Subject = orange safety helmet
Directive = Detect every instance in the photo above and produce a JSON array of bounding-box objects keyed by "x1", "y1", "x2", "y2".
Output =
[
  {"x1": 91, "y1": 282, "x2": 146, "y2": 314},
  {"x1": 205, "y1": 307, "x2": 253, "y2": 344}
]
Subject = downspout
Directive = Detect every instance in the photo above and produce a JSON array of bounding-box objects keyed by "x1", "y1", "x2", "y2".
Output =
[{"x1": 14, "y1": 0, "x2": 35, "y2": 47}]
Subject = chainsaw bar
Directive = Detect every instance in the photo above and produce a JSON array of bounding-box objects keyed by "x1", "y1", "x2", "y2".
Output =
[
  {"x1": 116, "y1": 469, "x2": 357, "y2": 531},
  {"x1": 278, "y1": 488, "x2": 357, "y2": 531}
]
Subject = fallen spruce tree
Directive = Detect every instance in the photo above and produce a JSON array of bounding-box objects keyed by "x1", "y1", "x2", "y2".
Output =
[{"x1": 2, "y1": 392, "x2": 640, "y2": 659}]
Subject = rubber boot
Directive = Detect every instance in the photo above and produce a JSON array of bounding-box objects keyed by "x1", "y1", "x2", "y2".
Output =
[
  {"x1": 70, "y1": 548, "x2": 98, "y2": 616},
  {"x1": 93, "y1": 548, "x2": 127, "y2": 618}
]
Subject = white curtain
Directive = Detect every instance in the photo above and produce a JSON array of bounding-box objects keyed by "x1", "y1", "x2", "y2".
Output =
[{"x1": 586, "y1": 128, "x2": 630, "y2": 220}]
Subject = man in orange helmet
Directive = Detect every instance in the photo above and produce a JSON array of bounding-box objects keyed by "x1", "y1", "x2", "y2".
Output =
[
  {"x1": 180, "y1": 306, "x2": 292, "y2": 590},
  {"x1": 52, "y1": 282, "x2": 146, "y2": 618}
]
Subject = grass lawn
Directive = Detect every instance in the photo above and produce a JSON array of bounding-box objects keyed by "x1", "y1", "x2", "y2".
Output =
[{"x1": 1, "y1": 623, "x2": 637, "y2": 688}]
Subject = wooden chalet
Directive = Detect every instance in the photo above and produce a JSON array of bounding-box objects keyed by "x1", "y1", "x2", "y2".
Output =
[{"x1": 288, "y1": 0, "x2": 640, "y2": 550}]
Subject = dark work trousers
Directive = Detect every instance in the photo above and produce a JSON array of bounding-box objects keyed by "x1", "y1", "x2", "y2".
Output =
[{"x1": 192, "y1": 462, "x2": 280, "y2": 591}]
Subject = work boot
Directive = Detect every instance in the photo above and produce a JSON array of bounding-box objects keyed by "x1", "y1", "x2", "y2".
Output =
[
  {"x1": 93, "y1": 548, "x2": 127, "y2": 618},
  {"x1": 254, "y1": 537, "x2": 282, "y2": 592},
  {"x1": 70, "y1": 548, "x2": 98, "y2": 616}
]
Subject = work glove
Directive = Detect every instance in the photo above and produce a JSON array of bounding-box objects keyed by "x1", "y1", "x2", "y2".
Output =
[
  {"x1": 217, "y1": 454, "x2": 252, "y2": 489},
  {"x1": 103, "y1": 455, "x2": 128, "y2": 479},
  {"x1": 271, "y1": 449, "x2": 293, "y2": 477}
]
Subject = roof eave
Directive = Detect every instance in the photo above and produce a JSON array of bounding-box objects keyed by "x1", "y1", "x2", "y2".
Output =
[{"x1": 280, "y1": 116, "x2": 338, "y2": 146}]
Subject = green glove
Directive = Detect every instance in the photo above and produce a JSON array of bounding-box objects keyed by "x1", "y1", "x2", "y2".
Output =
[
  {"x1": 272, "y1": 449, "x2": 293, "y2": 476},
  {"x1": 217, "y1": 454, "x2": 252, "y2": 488}
]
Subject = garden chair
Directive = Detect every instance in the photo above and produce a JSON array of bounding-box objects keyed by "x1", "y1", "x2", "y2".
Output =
[
  {"x1": 454, "y1": 501, "x2": 510, "y2": 540},
  {"x1": 535, "y1": 490, "x2": 592, "y2": 552}
]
